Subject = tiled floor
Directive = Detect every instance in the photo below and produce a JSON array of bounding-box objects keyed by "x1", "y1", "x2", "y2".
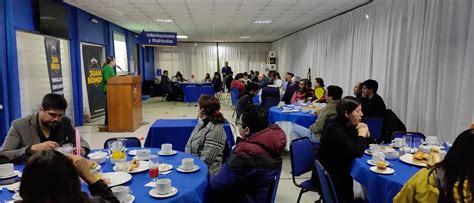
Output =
[{"x1": 79, "y1": 96, "x2": 320, "y2": 203}]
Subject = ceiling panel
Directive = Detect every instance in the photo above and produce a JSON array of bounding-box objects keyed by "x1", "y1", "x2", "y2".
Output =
[{"x1": 65, "y1": 0, "x2": 370, "y2": 42}]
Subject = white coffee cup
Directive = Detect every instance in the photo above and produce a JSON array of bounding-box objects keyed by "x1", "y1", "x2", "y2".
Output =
[
  {"x1": 425, "y1": 136, "x2": 438, "y2": 145},
  {"x1": 155, "y1": 178, "x2": 172, "y2": 195},
  {"x1": 181, "y1": 158, "x2": 195, "y2": 170},
  {"x1": 111, "y1": 186, "x2": 130, "y2": 201},
  {"x1": 391, "y1": 138, "x2": 404, "y2": 147},
  {"x1": 282, "y1": 107, "x2": 290, "y2": 112},
  {"x1": 372, "y1": 152, "x2": 385, "y2": 163},
  {"x1": 136, "y1": 149, "x2": 151, "y2": 159},
  {"x1": 277, "y1": 101, "x2": 285, "y2": 108},
  {"x1": 161, "y1": 144, "x2": 173, "y2": 154},
  {"x1": 0, "y1": 163, "x2": 14, "y2": 177}
]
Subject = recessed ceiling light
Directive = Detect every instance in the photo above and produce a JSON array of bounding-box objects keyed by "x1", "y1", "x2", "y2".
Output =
[
  {"x1": 239, "y1": 36, "x2": 251, "y2": 39},
  {"x1": 153, "y1": 18, "x2": 174, "y2": 23},
  {"x1": 253, "y1": 20, "x2": 272, "y2": 24},
  {"x1": 177, "y1": 35, "x2": 188, "y2": 39},
  {"x1": 365, "y1": 14, "x2": 369, "y2": 19}
]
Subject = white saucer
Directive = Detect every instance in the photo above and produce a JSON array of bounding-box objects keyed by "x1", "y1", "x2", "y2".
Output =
[
  {"x1": 369, "y1": 166, "x2": 395, "y2": 175},
  {"x1": 6, "y1": 182, "x2": 20, "y2": 192},
  {"x1": 149, "y1": 187, "x2": 178, "y2": 198},
  {"x1": 89, "y1": 164, "x2": 102, "y2": 172},
  {"x1": 0, "y1": 170, "x2": 21, "y2": 179},
  {"x1": 176, "y1": 165, "x2": 200, "y2": 173},
  {"x1": 158, "y1": 150, "x2": 177, "y2": 156},
  {"x1": 159, "y1": 163, "x2": 173, "y2": 172},
  {"x1": 364, "y1": 149, "x2": 372, "y2": 156},
  {"x1": 128, "y1": 150, "x2": 138, "y2": 156},
  {"x1": 367, "y1": 160, "x2": 390, "y2": 166}
]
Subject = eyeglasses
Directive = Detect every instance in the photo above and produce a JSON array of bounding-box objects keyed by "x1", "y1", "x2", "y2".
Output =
[{"x1": 46, "y1": 111, "x2": 64, "y2": 118}]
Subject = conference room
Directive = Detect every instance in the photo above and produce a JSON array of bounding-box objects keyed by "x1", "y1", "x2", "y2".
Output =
[{"x1": 0, "y1": 0, "x2": 473, "y2": 202}]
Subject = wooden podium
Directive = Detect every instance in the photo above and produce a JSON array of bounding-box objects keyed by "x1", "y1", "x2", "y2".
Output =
[{"x1": 106, "y1": 75, "x2": 143, "y2": 132}]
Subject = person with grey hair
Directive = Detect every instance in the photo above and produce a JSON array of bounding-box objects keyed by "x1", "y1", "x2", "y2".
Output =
[{"x1": 281, "y1": 76, "x2": 301, "y2": 104}]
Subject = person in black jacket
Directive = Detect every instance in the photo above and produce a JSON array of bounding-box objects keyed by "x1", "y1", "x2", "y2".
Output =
[
  {"x1": 20, "y1": 150, "x2": 118, "y2": 203},
  {"x1": 236, "y1": 83, "x2": 260, "y2": 119},
  {"x1": 212, "y1": 72, "x2": 223, "y2": 93},
  {"x1": 281, "y1": 76, "x2": 300, "y2": 104},
  {"x1": 360, "y1": 79, "x2": 386, "y2": 118},
  {"x1": 316, "y1": 96, "x2": 370, "y2": 202}
]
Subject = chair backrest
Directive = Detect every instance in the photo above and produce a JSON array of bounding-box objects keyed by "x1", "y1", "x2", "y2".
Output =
[
  {"x1": 391, "y1": 131, "x2": 426, "y2": 140},
  {"x1": 267, "y1": 167, "x2": 283, "y2": 203},
  {"x1": 231, "y1": 88, "x2": 240, "y2": 106},
  {"x1": 364, "y1": 117, "x2": 384, "y2": 142},
  {"x1": 103, "y1": 137, "x2": 141, "y2": 148},
  {"x1": 263, "y1": 97, "x2": 280, "y2": 114},
  {"x1": 221, "y1": 141, "x2": 231, "y2": 164},
  {"x1": 290, "y1": 137, "x2": 315, "y2": 176},
  {"x1": 314, "y1": 160, "x2": 338, "y2": 203}
]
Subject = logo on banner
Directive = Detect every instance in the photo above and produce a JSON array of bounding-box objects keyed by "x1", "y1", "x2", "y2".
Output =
[
  {"x1": 44, "y1": 37, "x2": 64, "y2": 95},
  {"x1": 87, "y1": 57, "x2": 102, "y2": 87},
  {"x1": 139, "y1": 31, "x2": 177, "y2": 47}
]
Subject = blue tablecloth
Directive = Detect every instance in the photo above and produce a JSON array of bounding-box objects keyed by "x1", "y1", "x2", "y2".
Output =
[
  {"x1": 144, "y1": 119, "x2": 235, "y2": 151},
  {"x1": 351, "y1": 154, "x2": 421, "y2": 203},
  {"x1": 0, "y1": 148, "x2": 208, "y2": 203},
  {"x1": 183, "y1": 85, "x2": 215, "y2": 103},
  {"x1": 268, "y1": 106, "x2": 317, "y2": 128}
]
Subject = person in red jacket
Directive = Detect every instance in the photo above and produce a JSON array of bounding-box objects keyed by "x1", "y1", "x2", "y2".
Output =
[
  {"x1": 230, "y1": 73, "x2": 246, "y2": 93},
  {"x1": 209, "y1": 105, "x2": 287, "y2": 203}
]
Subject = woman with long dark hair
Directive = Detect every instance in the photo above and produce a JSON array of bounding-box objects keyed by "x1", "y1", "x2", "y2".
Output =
[
  {"x1": 185, "y1": 95, "x2": 226, "y2": 175},
  {"x1": 203, "y1": 73, "x2": 212, "y2": 83},
  {"x1": 317, "y1": 96, "x2": 370, "y2": 202},
  {"x1": 212, "y1": 72, "x2": 223, "y2": 93},
  {"x1": 236, "y1": 82, "x2": 261, "y2": 119},
  {"x1": 394, "y1": 129, "x2": 474, "y2": 203},
  {"x1": 20, "y1": 151, "x2": 118, "y2": 203},
  {"x1": 313, "y1": 77, "x2": 326, "y2": 102}
]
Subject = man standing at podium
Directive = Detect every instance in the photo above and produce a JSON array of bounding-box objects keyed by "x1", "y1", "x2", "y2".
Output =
[{"x1": 100, "y1": 56, "x2": 116, "y2": 129}]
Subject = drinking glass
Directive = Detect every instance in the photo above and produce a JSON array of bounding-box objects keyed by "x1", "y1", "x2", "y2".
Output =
[
  {"x1": 413, "y1": 138, "x2": 424, "y2": 149},
  {"x1": 148, "y1": 156, "x2": 160, "y2": 182},
  {"x1": 403, "y1": 136, "x2": 413, "y2": 153}
]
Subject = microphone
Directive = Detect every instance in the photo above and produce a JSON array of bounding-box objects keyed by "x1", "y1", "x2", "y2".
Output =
[{"x1": 115, "y1": 66, "x2": 133, "y2": 76}]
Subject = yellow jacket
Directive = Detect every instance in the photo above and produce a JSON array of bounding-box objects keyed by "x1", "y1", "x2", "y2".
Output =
[{"x1": 394, "y1": 168, "x2": 472, "y2": 203}]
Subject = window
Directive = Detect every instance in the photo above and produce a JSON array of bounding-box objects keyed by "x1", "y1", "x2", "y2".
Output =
[{"x1": 113, "y1": 32, "x2": 128, "y2": 75}]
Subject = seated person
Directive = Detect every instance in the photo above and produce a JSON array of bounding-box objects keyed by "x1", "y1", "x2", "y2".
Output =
[
  {"x1": 209, "y1": 105, "x2": 286, "y2": 203},
  {"x1": 360, "y1": 79, "x2": 386, "y2": 118},
  {"x1": 257, "y1": 73, "x2": 268, "y2": 88},
  {"x1": 290, "y1": 79, "x2": 313, "y2": 103},
  {"x1": 159, "y1": 70, "x2": 173, "y2": 95},
  {"x1": 291, "y1": 85, "x2": 343, "y2": 143},
  {"x1": 20, "y1": 151, "x2": 118, "y2": 202},
  {"x1": 281, "y1": 76, "x2": 300, "y2": 104},
  {"x1": 0, "y1": 94, "x2": 90, "y2": 164},
  {"x1": 203, "y1": 73, "x2": 212, "y2": 83},
  {"x1": 185, "y1": 95, "x2": 226, "y2": 175},
  {"x1": 236, "y1": 82, "x2": 260, "y2": 119},
  {"x1": 230, "y1": 73, "x2": 245, "y2": 93},
  {"x1": 190, "y1": 74, "x2": 197, "y2": 83},
  {"x1": 313, "y1": 77, "x2": 326, "y2": 103},
  {"x1": 394, "y1": 129, "x2": 474, "y2": 203},
  {"x1": 353, "y1": 81, "x2": 362, "y2": 100},
  {"x1": 212, "y1": 72, "x2": 223, "y2": 93}
]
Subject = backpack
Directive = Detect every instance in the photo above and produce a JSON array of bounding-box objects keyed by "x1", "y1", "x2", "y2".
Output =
[{"x1": 381, "y1": 109, "x2": 406, "y2": 143}]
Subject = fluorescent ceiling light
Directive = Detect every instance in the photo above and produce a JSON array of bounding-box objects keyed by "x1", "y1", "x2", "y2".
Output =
[
  {"x1": 153, "y1": 19, "x2": 174, "y2": 23},
  {"x1": 239, "y1": 36, "x2": 251, "y2": 39},
  {"x1": 253, "y1": 20, "x2": 272, "y2": 24},
  {"x1": 177, "y1": 35, "x2": 188, "y2": 39}
]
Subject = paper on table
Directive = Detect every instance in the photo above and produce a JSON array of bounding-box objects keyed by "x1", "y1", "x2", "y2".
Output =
[{"x1": 75, "y1": 128, "x2": 81, "y2": 155}]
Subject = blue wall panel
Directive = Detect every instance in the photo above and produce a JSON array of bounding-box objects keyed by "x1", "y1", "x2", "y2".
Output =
[
  {"x1": 12, "y1": 0, "x2": 37, "y2": 32},
  {"x1": 77, "y1": 10, "x2": 106, "y2": 45},
  {"x1": 0, "y1": 0, "x2": 8, "y2": 142},
  {"x1": 144, "y1": 47, "x2": 154, "y2": 81}
]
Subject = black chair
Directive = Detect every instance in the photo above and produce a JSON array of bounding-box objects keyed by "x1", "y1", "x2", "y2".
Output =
[
  {"x1": 290, "y1": 137, "x2": 321, "y2": 203},
  {"x1": 103, "y1": 137, "x2": 141, "y2": 148}
]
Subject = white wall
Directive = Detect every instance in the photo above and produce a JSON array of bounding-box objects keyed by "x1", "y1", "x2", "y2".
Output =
[
  {"x1": 271, "y1": 0, "x2": 474, "y2": 142},
  {"x1": 16, "y1": 31, "x2": 74, "y2": 121}
]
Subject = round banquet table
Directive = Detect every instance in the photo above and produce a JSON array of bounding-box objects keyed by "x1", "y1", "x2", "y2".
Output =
[
  {"x1": 0, "y1": 148, "x2": 209, "y2": 203},
  {"x1": 350, "y1": 153, "x2": 422, "y2": 203},
  {"x1": 268, "y1": 106, "x2": 317, "y2": 128}
]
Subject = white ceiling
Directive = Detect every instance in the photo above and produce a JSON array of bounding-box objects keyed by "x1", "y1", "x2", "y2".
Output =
[{"x1": 64, "y1": 0, "x2": 370, "y2": 42}]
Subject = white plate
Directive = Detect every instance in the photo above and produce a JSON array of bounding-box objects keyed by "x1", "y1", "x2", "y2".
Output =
[
  {"x1": 366, "y1": 160, "x2": 390, "y2": 166},
  {"x1": 369, "y1": 166, "x2": 395, "y2": 175},
  {"x1": 364, "y1": 149, "x2": 372, "y2": 156},
  {"x1": 6, "y1": 182, "x2": 20, "y2": 192},
  {"x1": 149, "y1": 187, "x2": 178, "y2": 198},
  {"x1": 159, "y1": 163, "x2": 173, "y2": 172},
  {"x1": 0, "y1": 170, "x2": 21, "y2": 179},
  {"x1": 90, "y1": 164, "x2": 102, "y2": 171},
  {"x1": 290, "y1": 109, "x2": 300, "y2": 112},
  {"x1": 113, "y1": 161, "x2": 149, "y2": 174},
  {"x1": 421, "y1": 144, "x2": 445, "y2": 150},
  {"x1": 133, "y1": 154, "x2": 157, "y2": 161},
  {"x1": 158, "y1": 150, "x2": 177, "y2": 156},
  {"x1": 176, "y1": 165, "x2": 200, "y2": 173},
  {"x1": 102, "y1": 172, "x2": 132, "y2": 187},
  {"x1": 128, "y1": 150, "x2": 138, "y2": 156},
  {"x1": 399, "y1": 154, "x2": 427, "y2": 167}
]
